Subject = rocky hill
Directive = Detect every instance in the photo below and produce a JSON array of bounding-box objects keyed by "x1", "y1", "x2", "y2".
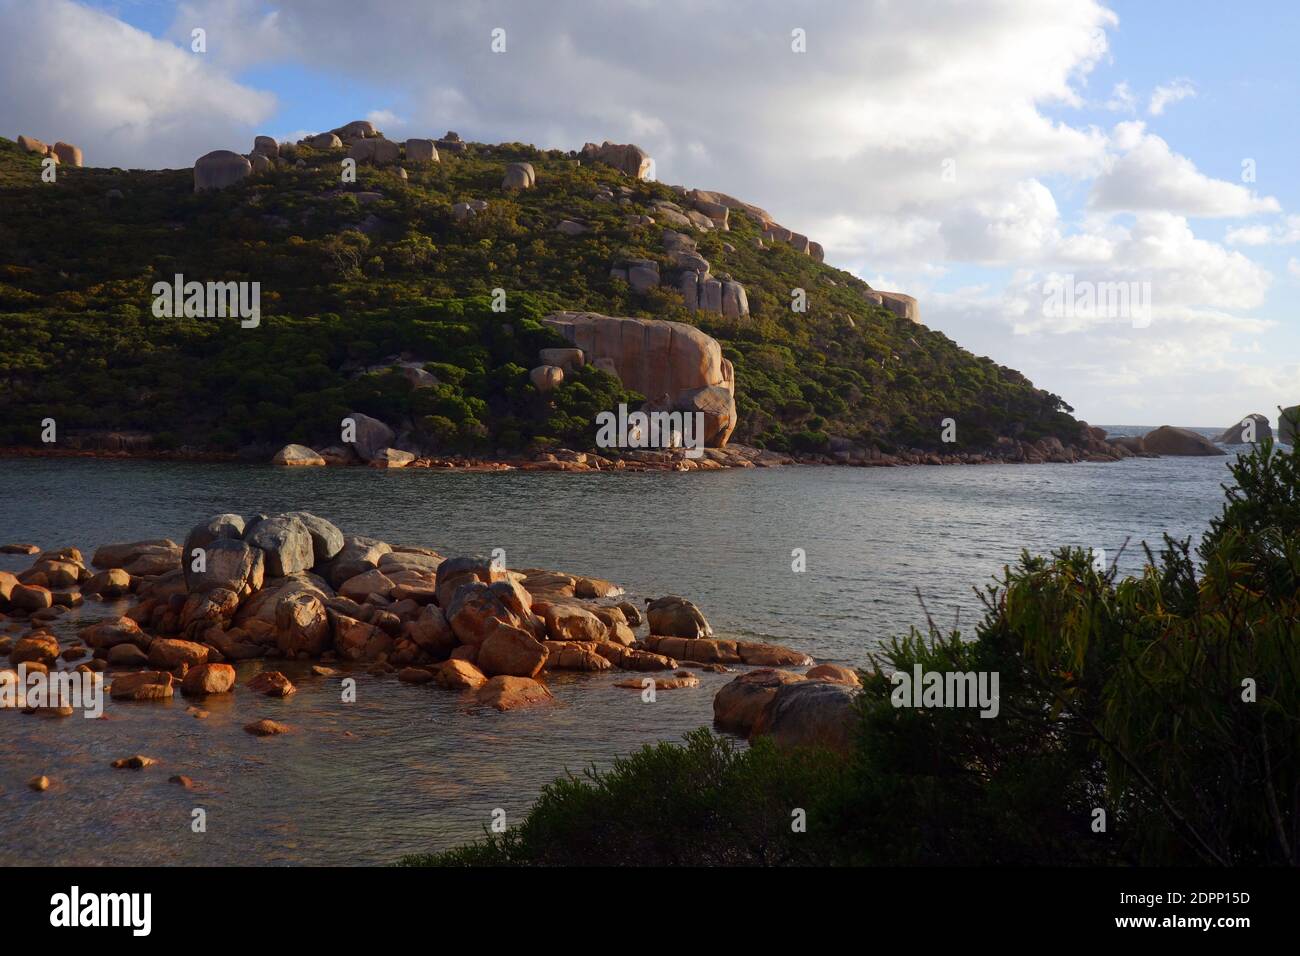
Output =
[{"x1": 0, "y1": 124, "x2": 1089, "y2": 460}]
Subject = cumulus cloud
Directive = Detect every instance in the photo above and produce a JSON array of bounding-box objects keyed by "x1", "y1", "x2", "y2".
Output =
[
  {"x1": 0, "y1": 0, "x2": 275, "y2": 168},
  {"x1": 1090, "y1": 122, "x2": 1279, "y2": 217}
]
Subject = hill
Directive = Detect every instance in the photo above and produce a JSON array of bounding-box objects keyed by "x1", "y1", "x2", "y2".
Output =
[{"x1": 0, "y1": 129, "x2": 1086, "y2": 459}]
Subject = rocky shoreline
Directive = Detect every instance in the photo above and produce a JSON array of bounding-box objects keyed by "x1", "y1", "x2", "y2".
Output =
[
  {"x1": 1, "y1": 430, "x2": 1145, "y2": 472},
  {"x1": 2, "y1": 511, "x2": 848, "y2": 764}
]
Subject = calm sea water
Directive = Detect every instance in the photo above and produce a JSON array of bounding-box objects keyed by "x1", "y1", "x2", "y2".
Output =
[{"x1": 0, "y1": 435, "x2": 1250, "y2": 864}]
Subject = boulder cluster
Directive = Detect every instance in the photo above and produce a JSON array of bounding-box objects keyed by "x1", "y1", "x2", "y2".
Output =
[
  {"x1": 193, "y1": 120, "x2": 454, "y2": 192},
  {"x1": 15, "y1": 135, "x2": 82, "y2": 167},
  {"x1": 2, "y1": 512, "x2": 817, "y2": 716}
]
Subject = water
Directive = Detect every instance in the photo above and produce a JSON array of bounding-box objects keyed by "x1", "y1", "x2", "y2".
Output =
[{"x1": 0, "y1": 446, "x2": 1244, "y2": 864}]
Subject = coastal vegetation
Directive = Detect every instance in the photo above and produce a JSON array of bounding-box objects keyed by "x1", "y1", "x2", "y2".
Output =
[
  {"x1": 0, "y1": 135, "x2": 1081, "y2": 456},
  {"x1": 404, "y1": 437, "x2": 1300, "y2": 866}
]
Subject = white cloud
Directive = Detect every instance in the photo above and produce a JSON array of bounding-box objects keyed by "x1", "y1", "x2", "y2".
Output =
[
  {"x1": 0, "y1": 0, "x2": 275, "y2": 169},
  {"x1": 1148, "y1": 78, "x2": 1196, "y2": 115},
  {"x1": 1090, "y1": 122, "x2": 1279, "y2": 217},
  {"x1": 1104, "y1": 81, "x2": 1137, "y2": 112},
  {"x1": 1226, "y1": 215, "x2": 1300, "y2": 246}
]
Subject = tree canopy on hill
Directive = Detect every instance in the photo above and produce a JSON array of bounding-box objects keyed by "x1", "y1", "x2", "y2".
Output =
[{"x1": 0, "y1": 136, "x2": 1080, "y2": 455}]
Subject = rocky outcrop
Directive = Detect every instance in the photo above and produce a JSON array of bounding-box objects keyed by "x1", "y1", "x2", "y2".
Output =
[
  {"x1": 713, "y1": 668, "x2": 806, "y2": 734},
  {"x1": 405, "y1": 139, "x2": 439, "y2": 163},
  {"x1": 876, "y1": 291, "x2": 920, "y2": 324},
  {"x1": 51, "y1": 142, "x2": 83, "y2": 167},
  {"x1": 541, "y1": 311, "x2": 737, "y2": 446},
  {"x1": 580, "y1": 141, "x2": 653, "y2": 179},
  {"x1": 331, "y1": 120, "x2": 378, "y2": 142},
  {"x1": 452, "y1": 199, "x2": 488, "y2": 221},
  {"x1": 502, "y1": 162, "x2": 535, "y2": 190},
  {"x1": 1141, "y1": 426, "x2": 1226, "y2": 457},
  {"x1": 436, "y1": 131, "x2": 468, "y2": 155},
  {"x1": 1215, "y1": 414, "x2": 1271, "y2": 444},
  {"x1": 343, "y1": 411, "x2": 395, "y2": 461},
  {"x1": 272, "y1": 444, "x2": 326, "y2": 466},
  {"x1": 193, "y1": 150, "x2": 252, "y2": 192},
  {"x1": 348, "y1": 137, "x2": 400, "y2": 166},
  {"x1": 530, "y1": 365, "x2": 563, "y2": 392},
  {"x1": 751, "y1": 679, "x2": 857, "y2": 754},
  {"x1": 306, "y1": 132, "x2": 343, "y2": 149}
]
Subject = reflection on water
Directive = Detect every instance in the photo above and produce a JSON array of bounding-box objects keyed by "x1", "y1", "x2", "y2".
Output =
[{"x1": 0, "y1": 451, "x2": 1234, "y2": 864}]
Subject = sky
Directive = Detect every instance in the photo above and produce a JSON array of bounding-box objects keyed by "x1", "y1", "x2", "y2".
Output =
[{"x1": 1, "y1": 0, "x2": 1296, "y2": 427}]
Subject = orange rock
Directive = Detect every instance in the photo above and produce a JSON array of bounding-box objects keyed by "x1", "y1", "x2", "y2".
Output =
[
  {"x1": 180, "y1": 662, "x2": 236, "y2": 697},
  {"x1": 436, "y1": 659, "x2": 487, "y2": 690},
  {"x1": 244, "y1": 718, "x2": 289, "y2": 736},
  {"x1": 247, "y1": 670, "x2": 297, "y2": 697},
  {"x1": 805, "y1": 664, "x2": 861, "y2": 686},
  {"x1": 477, "y1": 624, "x2": 549, "y2": 678},
  {"x1": 109, "y1": 670, "x2": 175, "y2": 701},
  {"x1": 474, "y1": 675, "x2": 553, "y2": 711}
]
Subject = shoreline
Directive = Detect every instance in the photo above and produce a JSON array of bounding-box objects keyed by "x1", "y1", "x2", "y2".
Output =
[{"x1": 0, "y1": 438, "x2": 1148, "y2": 471}]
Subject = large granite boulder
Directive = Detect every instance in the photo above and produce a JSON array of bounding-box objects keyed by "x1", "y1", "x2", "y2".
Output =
[
  {"x1": 405, "y1": 139, "x2": 439, "y2": 163},
  {"x1": 876, "y1": 291, "x2": 920, "y2": 324},
  {"x1": 541, "y1": 311, "x2": 736, "y2": 446},
  {"x1": 530, "y1": 365, "x2": 564, "y2": 393},
  {"x1": 332, "y1": 120, "x2": 377, "y2": 141},
  {"x1": 1214, "y1": 414, "x2": 1271, "y2": 444},
  {"x1": 51, "y1": 142, "x2": 83, "y2": 167},
  {"x1": 343, "y1": 411, "x2": 395, "y2": 461},
  {"x1": 272, "y1": 444, "x2": 326, "y2": 466},
  {"x1": 243, "y1": 514, "x2": 316, "y2": 578},
  {"x1": 580, "y1": 141, "x2": 653, "y2": 179},
  {"x1": 184, "y1": 538, "x2": 264, "y2": 596},
  {"x1": 751, "y1": 680, "x2": 858, "y2": 754},
  {"x1": 713, "y1": 668, "x2": 807, "y2": 735},
  {"x1": 676, "y1": 385, "x2": 737, "y2": 447},
  {"x1": 1141, "y1": 426, "x2": 1226, "y2": 457},
  {"x1": 502, "y1": 162, "x2": 535, "y2": 189},
  {"x1": 646, "y1": 595, "x2": 712, "y2": 638},
  {"x1": 251, "y1": 136, "x2": 278, "y2": 158},
  {"x1": 306, "y1": 132, "x2": 343, "y2": 149},
  {"x1": 284, "y1": 512, "x2": 345, "y2": 566},
  {"x1": 193, "y1": 150, "x2": 252, "y2": 192},
  {"x1": 91, "y1": 539, "x2": 181, "y2": 577},
  {"x1": 348, "y1": 137, "x2": 400, "y2": 166}
]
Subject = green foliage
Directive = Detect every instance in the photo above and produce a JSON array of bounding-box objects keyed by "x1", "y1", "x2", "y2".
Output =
[
  {"x1": 403, "y1": 440, "x2": 1300, "y2": 866},
  {"x1": 0, "y1": 135, "x2": 1081, "y2": 452}
]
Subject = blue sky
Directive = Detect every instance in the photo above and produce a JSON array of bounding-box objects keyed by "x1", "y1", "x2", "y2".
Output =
[{"x1": 5, "y1": 0, "x2": 1297, "y2": 427}]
